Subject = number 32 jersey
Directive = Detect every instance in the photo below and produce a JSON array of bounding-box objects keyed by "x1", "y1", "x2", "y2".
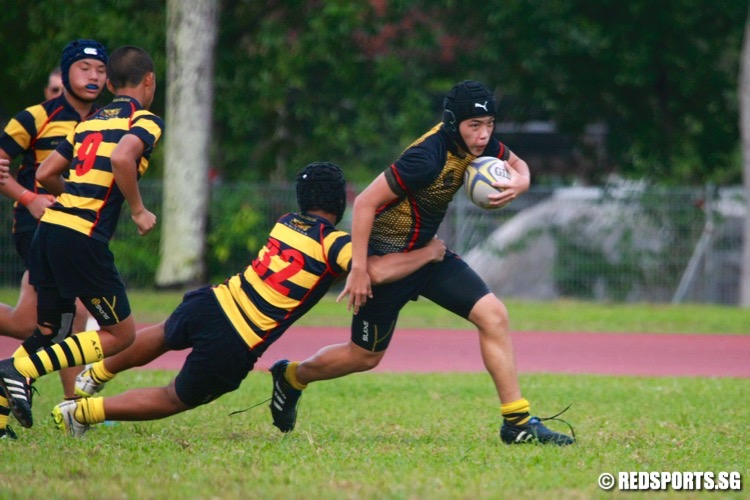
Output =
[
  {"x1": 41, "y1": 96, "x2": 164, "y2": 243},
  {"x1": 212, "y1": 212, "x2": 352, "y2": 354}
]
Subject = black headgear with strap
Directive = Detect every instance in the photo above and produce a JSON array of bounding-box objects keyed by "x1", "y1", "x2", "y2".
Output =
[
  {"x1": 442, "y1": 80, "x2": 496, "y2": 150},
  {"x1": 60, "y1": 39, "x2": 108, "y2": 96},
  {"x1": 296, "y1": 162, "x2": 347, "y2": 224}
]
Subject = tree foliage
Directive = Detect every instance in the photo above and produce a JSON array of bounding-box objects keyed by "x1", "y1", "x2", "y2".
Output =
[
  {"x1": 0, "y1": 0, "x2": 745, "y2": 185},
  {"x1": 469, "y1": 0, "x2": 746, "y2": 184}
]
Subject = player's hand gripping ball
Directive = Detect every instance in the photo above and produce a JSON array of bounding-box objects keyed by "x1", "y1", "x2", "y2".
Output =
[{"x1": 464, "y1": 156, "x2": 511, "y2": 209}]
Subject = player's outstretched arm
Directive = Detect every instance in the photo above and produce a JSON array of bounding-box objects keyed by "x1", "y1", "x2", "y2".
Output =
[{"x1": 368, "y1": 237, "x2": 446, "y2": 285}]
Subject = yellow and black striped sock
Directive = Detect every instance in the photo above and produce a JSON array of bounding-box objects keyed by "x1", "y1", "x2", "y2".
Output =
[
  {"x1": 502, "y1": 397, "x2": 531, "y2": 426},
  {"x1": 74, "y1": 397, "x2": 106, "y2": 425},
  {"x1": 89, "y1": 360, "x2": 116, "y2": 383},
  {"x1": 0, "y1": 392, "x2": 10, "y2": 430},
  {"x1": 17, "y1": 329, "x2": 54, "y2": 357},
  {"x1": 12, "y1": 345, "x2": 30, "y2": 358},
  {"x1": 285, "y1": 361, "x2": 307, "y2": 390},
  {"x1": 13, "y1": 331, "x2": 103, "y2": 379}
]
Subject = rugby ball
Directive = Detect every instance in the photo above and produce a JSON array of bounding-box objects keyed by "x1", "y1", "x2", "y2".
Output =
[{"x1": 464, "y1": 156, "x2": 511, "y2": 209}]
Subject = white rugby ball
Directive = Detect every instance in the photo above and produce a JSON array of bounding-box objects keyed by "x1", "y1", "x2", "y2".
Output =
[{"x1": 464, "y1": 156, "x2": 511, "y2": 209}]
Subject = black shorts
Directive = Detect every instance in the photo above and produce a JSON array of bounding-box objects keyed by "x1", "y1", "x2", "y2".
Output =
[
  {"x1": 29, "y1": 223, "x2": 131, "y2": 326},
  {"x1": 351, "y1": 251, "x2": 490, "y2": 352},
  {"x1": 13, "y1": 231, "x2": 33, "y2": 269},
  {"x1": 165, "y1": 287, "x2": 258, "y2": 408}
]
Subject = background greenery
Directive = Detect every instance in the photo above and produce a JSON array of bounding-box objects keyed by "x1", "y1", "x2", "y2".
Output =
[{"x1": 0, "y1": 0, "x2": 745, "y2": 185}]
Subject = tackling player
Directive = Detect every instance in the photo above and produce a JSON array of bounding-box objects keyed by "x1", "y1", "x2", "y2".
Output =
[{"x1": 48, "y1": 162, "x2": 445, "y2": 435}]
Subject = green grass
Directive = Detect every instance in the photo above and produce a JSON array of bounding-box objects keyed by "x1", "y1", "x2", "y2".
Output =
[
  {"x1": 0, "y1": 287, "x2": 747, "y2": 497},
  {"x1": 1, "y1": 372, "x2": 747, "y2": 498}
]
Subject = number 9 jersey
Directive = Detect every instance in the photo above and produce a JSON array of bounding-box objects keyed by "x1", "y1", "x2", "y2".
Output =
[
  {"x1": 41, "y1": 95, "x2": 164, "y2": 243},
  {"x1": 212, "y1": 211, "x2": 352, "y2": 355}
]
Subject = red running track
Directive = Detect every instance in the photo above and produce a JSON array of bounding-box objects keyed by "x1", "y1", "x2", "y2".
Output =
[{"x1": 1, "y1": 327, "x2": 747, "y2": 378}]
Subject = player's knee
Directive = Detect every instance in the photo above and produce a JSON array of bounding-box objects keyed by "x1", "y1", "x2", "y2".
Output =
[
  {"x1": 37, "y1": 303, "x2": 76, "y2": 342},
  {"x1": 164, "y1": 384, "x2": 192, "y2": 415},
  {"x1": 348, "y1": 343, "x2": 384, "y2": 371},
  {"x1": 14, "y1": 315, "x2": 37, "y2": 337},
  {"x1": 469, "y1": 294, "x2": 509, "y2": 333}
]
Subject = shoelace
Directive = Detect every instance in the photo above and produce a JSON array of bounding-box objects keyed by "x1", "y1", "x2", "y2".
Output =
[
  {"x1": 228, "y1": 397, "x2": 271, "y2": 416},
  {"x1": 28, "y1": 380, "x2": 39, "y2": 405},
  {"x1": 536, "y1": 403, "x2": 576, "y2": 440}
]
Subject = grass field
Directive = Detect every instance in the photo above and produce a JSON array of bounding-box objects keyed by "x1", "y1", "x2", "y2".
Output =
[
  {"x1": 0, "y1": 288, "x2": 747, "y2": 498},
  {"x1": 1, "y1": 372, "x2": 747, "y2": 498}
]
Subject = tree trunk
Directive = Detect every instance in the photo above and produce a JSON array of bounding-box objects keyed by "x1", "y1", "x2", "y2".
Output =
[
  {"x1": 740, "y1": 10, "x2": 750, "y2": 306},
  {"x1": 156, "y1": 0, "x2": 218, "y2": 287}
]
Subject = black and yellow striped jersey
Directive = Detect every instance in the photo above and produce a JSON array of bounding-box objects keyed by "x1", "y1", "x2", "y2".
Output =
[
  {"x1": 371, "y1": 123, "x2": 509, "y2": 255},
  {"x1": 40, "y1": 96, "x2": 164, "y2": 243},
  {"x1": 0, "y1": 95, "x2": 97, "y2": 234},
  {"x1": 212, "y1": 212, "x2": 352, "y2": 354}
]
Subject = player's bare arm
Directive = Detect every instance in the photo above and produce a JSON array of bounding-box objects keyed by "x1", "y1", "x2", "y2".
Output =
[
  {"x1": 367, "y1": 237, "x2": 446, "y2": 285},
  {"x1": 338, "y1": 238, "x2": 446, "y2": 304},
  {"x1": 15, "y1": 150, "x2": 61, "y2": 218},
  {"x1": 36, "y1": 150, "x2": 70, "y2": 196},
  {"x1": 0, "y1": 151, "x2": 18, "y2": 195},
  {"x1": 0, "y1": 157, "x2": 9, "y2": 185},
  {"x1": 111, "y1": 134, "x2": 155, "y2": 236},
  {"x1": 0, "y1": 150, "x2": 22, "y2": 195},
  {"x1": 339, "y1": 173, "x2": 399, "y2": 314},
  {"x1": 489, "y1": 151, "x2": 531, "y2": 207}
]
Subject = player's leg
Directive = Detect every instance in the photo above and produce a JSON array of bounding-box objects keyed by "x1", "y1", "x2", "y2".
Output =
[
  {"x1": 270, "y1": 340, "x2": 386, "y2": 433},
  {"x1": 468, "y1": 294, "x2": 522, "y2": 403},
  {"x1": 108, "y1": 321, "x2": 169, "y2": 371},
  {"x1": 0, "y1": 284, "x2": 76, "y2": 427},
  {"x1": 0, "y1": 281, "x2": 134, "y2": 429},
  {"x1": 422, "y1": 253, "x2": 574, "y2": 445},
  {"x1": 420, "y1": 254, "x2": 520, "y2": 399},
  {"x1": 76, "y1": 321, "x2": 170, "y2": 397},
  {"x1": 0, "y1": 233, "x2": 39, "y2": 339},
  {"x1": 52, "y1": 380, "x2": 188, "y2": 436},
  {"x1": 0, "y1": 271, "x2": 37, "y2": 340},
  {"x1": 293, "y1": 341, "x2": 385, "y2": 383},
  {"x1": 91, "y1": 380, "x2": 189, "y2": 420},
  {"x1": 10, "y1": 224, "x2": 137, "y2": 384},
  {"x1": 57, "y1": 300, "x2": 93, "y2": 399},
  {"x1": 271, "y1": 271, "x2": 423, "y2": 432},
  {"x1": 54, "y1": 289, "x2": 258, "y2": 434},
  {"x1": 293, "y1": 269, "x2": 425, "y2": 386},
  {"x1": 12, "y1": 289, "x2": 135, "y2": 377},
  {"x1": 0, "y1": 270, "x2": 36, "y2": 438}
]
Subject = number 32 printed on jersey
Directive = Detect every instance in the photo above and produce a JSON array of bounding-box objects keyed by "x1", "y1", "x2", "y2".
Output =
[{"x1": 252, "y1": 237, "x2": 305, "y2": 295}]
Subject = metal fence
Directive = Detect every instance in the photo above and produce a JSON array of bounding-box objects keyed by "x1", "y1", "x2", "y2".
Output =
[
  {"x1": 0, "y1": 181, "x2": 745, "y2": 305},
  {"x1": 446, "y1": 184, "x2": 745, "y2": 305}
]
